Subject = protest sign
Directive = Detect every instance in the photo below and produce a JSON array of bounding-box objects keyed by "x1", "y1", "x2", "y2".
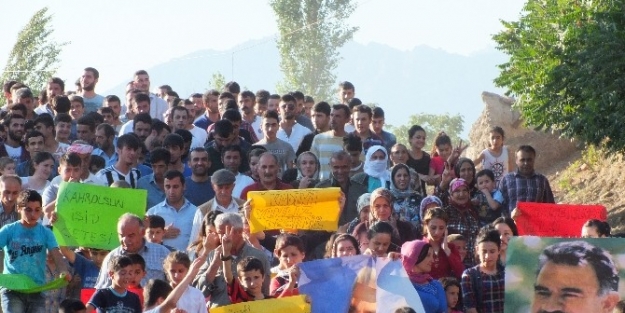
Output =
[
  {"x1": 505, "y1": 236, "x2": 625, "y2": 312},
  {"x1": 515, "y1": 202, "x2": 606, "y2": 237},
  {"x1": 248, "y1": 188, "x2": 340, "y2": 233},
  {"x1": 298, "y1": 255, "x2": 425, "y2": 313},
  {"x1": 0, "y1": 274, "x2": 67, "y2": 293},
  {"x1": 53, "y1": 182, "x2": 146, "y2": 250},
  {"x1": 211, "y1": 295, "x2": 310, "y2": 313}
]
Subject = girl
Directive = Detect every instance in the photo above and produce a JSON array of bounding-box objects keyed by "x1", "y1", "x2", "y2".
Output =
[
  {"x1": 444, "y1": 178, "x2": 479, "y2": 268},
  {"x1": 329, "y1": 233, "x2": 361, "y2": 258},
  {"x1": 491, "y1": 217, "x2": 518, "y2": 266},
  {"x1": 430, "y1": 132, "x2": 468, "y2": 186},
  {"x1": 473, "y1": 126, "x2": 514, "y2": 185},
  {"x1": 0, "y1": 157, "x2": 15, "y2": 176},
  {"x1": 282, "y1": 151, "x2": 320, "y2": 188},
  {"x1": 439, "y1": 277, "x2": 463, "y2": 313},
  {"x1": 406, "y1": 126, "x2": 433, "y2": 192},
  {"x1": 401, "y1": 239, "x2": 447, "y2": 313},
  {"x1": 162, "y1": 251, "x2": 206, "y2": 313},
  {"x1": 390, "y1": 164, "x2": 423, "y2": 229},
  {"x1": 270, "y1": 235, "x2": 305, "y2": 297},
  {"x1": 460, "y1": 228, "x2": 505, "y2": 313},
  {"x1": 21, "y1": 152, "x2": 54, "y2": 194},
  {"x1": 361, "y1": 221, "x2": 395, "y2": 257},
  {"x1": 187, "y1": 211, "x2": 221, "y2": 260},
  {"x1": 581, "y1": 219, "x2": 611, "y2": 238},
  {"x1": 423, "y1": 208, "x2": 464, "y2": 280}
]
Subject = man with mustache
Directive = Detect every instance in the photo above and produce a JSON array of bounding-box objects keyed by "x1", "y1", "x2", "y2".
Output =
[
  {"x1": 0, "y1": 113, "x2": 28, "y2": 163},
  {"x1": 532, "y1": 240, "x2": 620, "y2": 313},
  {"x1": 183, "y1": 147, "x2": 214, "y2": 206},
  {"x1": 79, "y1": 67, "x2": 105, "y2": 114}
]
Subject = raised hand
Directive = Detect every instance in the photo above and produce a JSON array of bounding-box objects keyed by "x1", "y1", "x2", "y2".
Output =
[
  {"x1": 164, "y1": 223, "x2": 181, "y2": 239},
  {"x1": 221, "y1": 225, "x2": 234, "y2": 256},
  {"x1": 441, "y1": 228, "x2": 451, "y2": 256},
  {"x1": 241, "y1": 199, "x2": 252, "y2": 221}
]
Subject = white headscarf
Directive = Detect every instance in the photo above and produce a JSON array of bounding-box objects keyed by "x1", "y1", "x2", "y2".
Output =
[{"x1": 363, "y1": 145, "x2": 390, "y2": 187}]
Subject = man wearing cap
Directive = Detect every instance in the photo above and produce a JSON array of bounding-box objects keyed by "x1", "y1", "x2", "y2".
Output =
[
  {"x1": 183, "y1": 147, "x2": 214, "y2": 206},
  {"x1": 190, "y1": 169, "x2": 246, "y2": 247}
]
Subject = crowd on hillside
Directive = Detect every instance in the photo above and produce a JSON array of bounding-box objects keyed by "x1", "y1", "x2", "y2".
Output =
[{"x1": 0, "y1": 69, "x2": 593, "y2": 313}]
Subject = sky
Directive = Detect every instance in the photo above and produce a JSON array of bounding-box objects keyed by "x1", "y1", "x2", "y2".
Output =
[{"x1": 0, "y1": 0, "x2": 526, "y2": 93}]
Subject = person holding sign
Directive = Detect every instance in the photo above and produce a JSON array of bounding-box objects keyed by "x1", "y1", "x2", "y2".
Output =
[{"x1": 0, "y1": 189, "x2": 71, "y2": 313}]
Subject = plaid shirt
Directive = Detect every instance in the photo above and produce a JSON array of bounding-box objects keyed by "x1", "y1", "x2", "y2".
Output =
[
  {"x1": 461, "y1": 266, "x2": 505, "y2": 313},
  {"x1": 499, "y1": 170, "x2": 555, "y2": 213},
  {"x1": 444, "y1": 205, "x2": 480, "y2": 267}
]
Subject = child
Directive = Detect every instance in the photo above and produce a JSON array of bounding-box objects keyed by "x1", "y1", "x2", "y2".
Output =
[
  {"x1": 270, "y1": 234, "x2": 305, "y2": 297},
  {"x1": 145, "y1": 215, "x2": 176, "y2": 251},
  {"x1": 429, "y1": 132, "x2": 453, "y2": 180},
  {"x1": 581, "y1": 219, "x2": 611, "y2": 238},
  {"x1": 439, "y1": 277, "x2": 463, "y2": 313},
  {"x1": 446, "y1": 234, "x2": 468, "y2": 264},
  {"x1": 89, "y1": 155, "x2": 105, "y2": 174},
  {"x1": 472, "y1": 169, "x2": 504, "y2": 227},
  {"x1": 224, "y1": 253, "x2": 269, "y2": 303},
  {"x1": 460, "y1": 228, "x2": 505, "y2": 313},
  {"x1": 162, "y1": 251, "x2": 206, "y2": 313},
  {"x1": 0, "y1": 157, "x2": 15, "y2": 176},
  {"x1": 87, "y1": 255, "x2": 142, "y2": 312},
  {"x1": 60, "y1": 246, "x2": 110, "y2": 289},
  {"x1": 407, "y1": 125, "x2": 433, "y2": 191},
  {"x1": 126, "y1": 253, "x2": 147, "y2": 306},
  {"x1": 473, "y1": 126, "x2": 513, "y2": 185},
  {"x1": 0, "y1": 189, "x2": 71, "y2": 310}
]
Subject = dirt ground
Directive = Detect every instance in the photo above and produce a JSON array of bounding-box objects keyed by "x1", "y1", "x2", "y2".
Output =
[{"x1": 548, "y1": 147, "x2": 625, "y2": 233}]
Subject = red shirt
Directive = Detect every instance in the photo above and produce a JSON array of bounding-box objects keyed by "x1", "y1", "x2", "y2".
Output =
[
  {"x1": 424, "y1": 237, "x2": 465, "y2": 280},
  {"x1": 241, "y1": 180, "x2": 293, "y2": 200}
]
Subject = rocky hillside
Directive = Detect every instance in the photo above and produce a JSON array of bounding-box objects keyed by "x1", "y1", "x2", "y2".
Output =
[{"x1": 467, "y1": 92, "x2": 625, "y2": 233}]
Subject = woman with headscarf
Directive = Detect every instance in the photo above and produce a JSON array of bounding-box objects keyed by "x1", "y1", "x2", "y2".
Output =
[
  {"x1": 281, "y1": 151, "x2": 320, "y2": 188},
  {"x1": 444, "y1": 178, "x2": 480, "y2": 268},
  {"x1": 344, "y1": 193, "x2": 371, "y2": 234},
  {"x1": 401, "y1": 239, "x2": 447, "y2": 313},
  {"x1": 351, "y1": 145, "x2": 391, "y2": 192},
  {"x1": 435, "y1": 157, "x2": 478, "y2": 206},
  {"x1": 352, "y1": 188, "x2": 419, "y2": 251},
  {"x1": 390, "y1": 163, "x2": 424, "y2": 230}
]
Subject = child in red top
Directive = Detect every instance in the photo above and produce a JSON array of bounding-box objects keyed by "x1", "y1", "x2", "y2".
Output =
[{"x1": 270, "y1": 235, "x2": 305, "y2": 298}]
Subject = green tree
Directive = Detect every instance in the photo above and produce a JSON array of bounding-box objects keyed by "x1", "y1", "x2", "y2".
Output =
[
  {"x1": 493, "y1": 0, "x2": 625, "y2": 152},
  {"x1": 1, "y1": 7, "x2": 68, "y2": 105},
  {"x1": 270, "y1": 0, "x2": 358, "y2": 101},
  {"x1": 390, "y1": 113, "x2": 465, "y2": 152},
  {"x1": 208, "y1": 71, "x2": 226, "y2": 91}
]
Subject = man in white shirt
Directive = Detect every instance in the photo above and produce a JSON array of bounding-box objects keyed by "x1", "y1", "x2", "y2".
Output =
[
  {"x1": 146, "y1": 170, "x2": 198, "y2": 251},
  {"x1": 0, "y1": 113, "x2": 26, "y2": 163},
  {"x1": 277, "y1": 94, "x2": 311, "y2": 151},
  {"x1": 170, "y1": 106, "x2": 207, "y2": 149},
  {"x1": 132, "y1": 70, "x2": 168, "y2": 121},
  {"x1": 120, "y1": 93, "x2": 151, "y2": 135},
  {"x1": 221, "y1": 145, "x2": 254, "y2": 198},
  {"x1": 35, "y1": 77, "x2": 63, "y2": 116}
]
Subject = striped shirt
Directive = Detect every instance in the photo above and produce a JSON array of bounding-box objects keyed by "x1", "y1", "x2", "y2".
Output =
[
  {"x1": 310, "y1": 131, "x2": 345, "y2": 180},
  {"x1": 95, "y1": 165, "x2": 141, "y2": 188}
]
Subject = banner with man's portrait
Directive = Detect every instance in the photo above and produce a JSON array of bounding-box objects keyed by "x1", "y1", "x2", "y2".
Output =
[{"x1": 505, "y1": 236, "x2": 624, "y2": 313}]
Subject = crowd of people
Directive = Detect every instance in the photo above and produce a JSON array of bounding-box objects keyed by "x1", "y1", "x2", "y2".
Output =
[{"x1": 0, "y1": 68, "x2": 583, "y2": 313}]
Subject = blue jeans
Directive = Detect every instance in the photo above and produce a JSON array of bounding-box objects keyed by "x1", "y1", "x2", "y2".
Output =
[{"x1": 0, "y1": 289, "x2": 45, "y2": 313}]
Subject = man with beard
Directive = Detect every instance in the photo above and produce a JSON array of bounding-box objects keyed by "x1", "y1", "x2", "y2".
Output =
[
  {"x1": 137, "y1": 148, "x2": 171, "y2": 209},
  {"x1": 205, "y1": 120, "x2": 250, "y2": 175},
  {"x1": 0, "y1": 114, "x2": 28, "y2": 163},
  {"x1": 170, "y1": 106, "x2": 207, "y2": 149},
  {"x1": 296, "y1": 101, "x2": 331, "y2": 156},
  {"x1": 132, "y1": 70, "x2": 168, "y2": 121},
  {"x1": 120, "y1": 94, "x2": 151, "y2": 135},
  {"x1": 93, "y1": 123, "x2": 117, "y2": 166},
  {"x1": 183, "y1": 147, "x2": 214, "y2": 206},
  {"x1": 277, "y1": 94, "x2": 311, "y2": 152},
  {"x1": 221, "y1": 145, "x2": 254, "y2": 199},
  {"x1": 194, "y1": 89, "x2": 220, "y2": 130},
  {"x1": 239, "y1": 91, "x2": 263, "y2": 142},
  {"x1": 96, "y1": 134, "x2": 142, "y2": 188},
  {"x1": 145, "y1": 120, "x2": 170, "y2": 151},
  {"x1": 290, "y1": 91, "x2": 314, "y2": 132},
  {"x1": 76, "y1": 116, "x2": 97, "y2": 146},
  {"x1": 79, "y1": 67, "x2": 105, "y2": 114}
]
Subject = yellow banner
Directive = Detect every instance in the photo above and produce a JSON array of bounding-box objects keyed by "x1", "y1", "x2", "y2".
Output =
[
  {"x1": 248, "y1": 188, "x2": 341, "y2": 233},
  {"x1": 212, "y1": 295, "x2": 310, "y2": 313}
]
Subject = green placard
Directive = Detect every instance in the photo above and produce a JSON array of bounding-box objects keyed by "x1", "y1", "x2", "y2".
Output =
[
  {"x1": 52, "y1": 182, "x2": 146, "y2": 250},
  {"x1": 0, "y1": 274, "x2": 68, "y2": 293}
]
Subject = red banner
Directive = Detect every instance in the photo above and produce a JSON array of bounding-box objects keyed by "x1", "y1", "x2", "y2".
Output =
[{"x1": 515, "y1": 202, "x2": 607, "y2": 237}]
